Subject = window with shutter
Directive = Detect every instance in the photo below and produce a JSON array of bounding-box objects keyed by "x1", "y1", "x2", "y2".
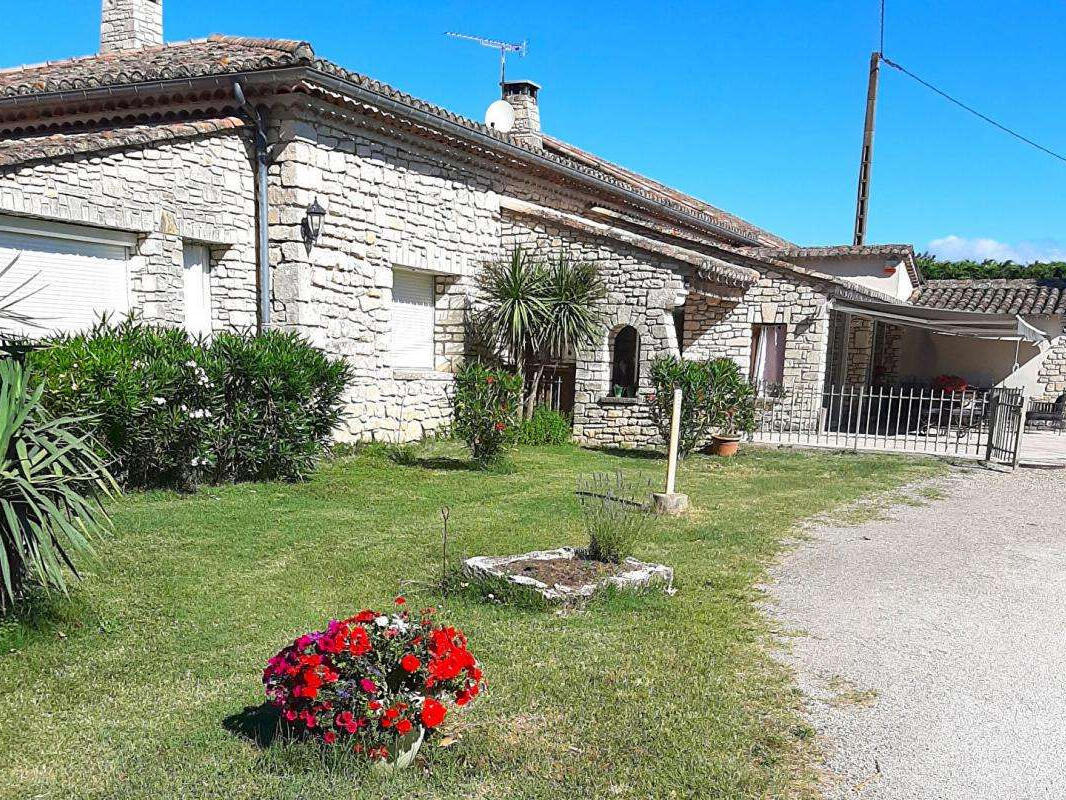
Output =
[
  {"x1": 390, "y1": 268, "x2": 435, "y2": 370},
  {"x1": 0, "y1": 222, "x2": 131, "y2": 338},
  {"x1": 182, "y1": 243, "x2": 212, "y2": 338}
]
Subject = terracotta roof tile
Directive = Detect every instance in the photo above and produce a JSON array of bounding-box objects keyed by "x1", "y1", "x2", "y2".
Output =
[
  {"x1": 0, "y1": 36, "x2": 312, "y2": 98},
  {"x1": 0, "y1": 118, "x2": 245, "y2": 168},
  {"x1": 911, "y1": 279, "x2": 1066, "y2": 315}
]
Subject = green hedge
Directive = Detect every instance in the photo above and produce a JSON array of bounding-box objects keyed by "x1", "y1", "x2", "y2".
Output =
[{"x1": 29, "y1": 320, "x2": 352, "y2": 490}]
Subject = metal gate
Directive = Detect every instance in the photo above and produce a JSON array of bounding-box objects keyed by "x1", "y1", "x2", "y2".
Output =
[
  {"x1": 751, "y1": 383, "x2": 1027, "y2": 466},
  {"x1": 984, "y1": 387, "x2": 1027, "y2": 467}
]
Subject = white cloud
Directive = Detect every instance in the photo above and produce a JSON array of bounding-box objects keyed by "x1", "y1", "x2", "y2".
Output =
[{"x1": 927, "y1": 235, "x2": 1066, "y2": 264}]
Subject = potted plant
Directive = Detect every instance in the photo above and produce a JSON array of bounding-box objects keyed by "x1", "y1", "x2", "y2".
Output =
[
  {"x1": 706, "y1": 359, "x2": 756, "y2": 457},
  {"x1": 263, "y1": 598, "x2": 484, "y2": 769}
]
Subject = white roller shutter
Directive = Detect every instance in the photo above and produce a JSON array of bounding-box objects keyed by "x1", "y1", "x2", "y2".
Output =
[
  {"x1": 182, "y1": 243, "x2": 212, "y2": 338},
  {"x1": 390, "y1": 268, "x2": 435, "y2": 370},
  {"x1": 0, "y1": 220, "x2": 131, "y2": 338}
]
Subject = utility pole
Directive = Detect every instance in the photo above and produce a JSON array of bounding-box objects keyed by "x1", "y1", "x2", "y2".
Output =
[{"x1": 853, "y1": 51, "x2": 881, "y2": 246}]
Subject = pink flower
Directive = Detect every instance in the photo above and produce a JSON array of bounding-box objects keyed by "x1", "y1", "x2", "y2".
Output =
[{"x1": 359, "y1": 678, "x2": 377, "y2": 693}]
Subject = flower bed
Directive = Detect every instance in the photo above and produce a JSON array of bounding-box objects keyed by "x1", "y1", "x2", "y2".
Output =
[
  {"x1": 263, "y1": 599, "x2": 483, "y2": 765},
  {"x1": 463, "y1": 547, "x2": 674, "y2": 604}
]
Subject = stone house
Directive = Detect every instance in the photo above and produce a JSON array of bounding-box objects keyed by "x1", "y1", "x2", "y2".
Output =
[{"x1": 6, "y1": 0, "x2": 1019, "y2": 447}]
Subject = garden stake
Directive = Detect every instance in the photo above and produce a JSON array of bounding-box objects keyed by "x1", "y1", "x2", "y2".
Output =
[{"x1": 440, "y1": 505, "x2": 450, "y2": 608}]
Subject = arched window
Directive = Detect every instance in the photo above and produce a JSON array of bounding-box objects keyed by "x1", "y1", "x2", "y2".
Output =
[{"x1": 610, "y1": 326, "x2": 639, "y2": 398}]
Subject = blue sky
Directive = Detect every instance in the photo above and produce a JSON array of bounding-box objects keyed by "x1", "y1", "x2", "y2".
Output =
[{"x1": 4, "y1": 0, "x2": 1064, "y2": 261}]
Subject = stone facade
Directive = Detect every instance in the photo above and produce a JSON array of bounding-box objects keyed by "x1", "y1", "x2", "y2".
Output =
[
  {"x1": 683, "y1": 269, "x2": 830, "y2": 387},
  {"x1": 501, "y1": 211, "x2": 689, "y2": 447},
  {"x1": 0, "y1": 127, "x2": 258, "y2": 331},
  {"x1": 100, "y1": 0, "x2": 164, "y2": 53},
  {"x1": 1036, "y1": 340, "x2": 1066, "y2": 400},
  {"x1": 0, "y1": 64, "x2": 849, "y2": 449}
]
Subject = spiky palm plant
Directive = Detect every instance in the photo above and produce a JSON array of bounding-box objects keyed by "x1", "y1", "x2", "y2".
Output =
[
  {"x1": 0, "y1": 359, "x2": 116, "y2": 610},
  {"x1": 475, "y1": 248, "x2": 549, "y2": 413},
  {"x1": 476, "y1": 248, "x2": 605, "y2": 417},
  {"x1": 0, "y1": 252, "x2": 42, "y2": 336},
  {"x1": 527, "y1": 253, "x2": 607, "y2": 415}
]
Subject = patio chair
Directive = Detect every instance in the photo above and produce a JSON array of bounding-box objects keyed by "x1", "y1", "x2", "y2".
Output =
[
  {"x1": 920, "y1": 392, "x2": 988, "y2": 438},
  {"x1": 1026, "y1": 393, "x2": 1066, "y2": 433}
]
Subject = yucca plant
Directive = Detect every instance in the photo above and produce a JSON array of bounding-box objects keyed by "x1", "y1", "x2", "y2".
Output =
[
  {"x1": 476, "y1": 248, "x2": 605, "y2": 417},
  {"x1": 0, "y1": 359, "x2": 116, "y2": 611}
]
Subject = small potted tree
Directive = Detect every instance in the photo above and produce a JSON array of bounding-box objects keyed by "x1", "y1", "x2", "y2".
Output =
[{"x1": 707, "y1": 359, "x2": 756, "y2": 457}]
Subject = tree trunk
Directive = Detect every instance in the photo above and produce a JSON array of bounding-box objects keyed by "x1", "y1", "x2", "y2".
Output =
[{"x1": 526, "y1": 360, "x2": 546, "y2": 419}]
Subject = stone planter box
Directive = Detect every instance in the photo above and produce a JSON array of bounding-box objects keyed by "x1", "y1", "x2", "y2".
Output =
[{"x1": 462, "y1": 546, "x2": 674, "y2": 604}]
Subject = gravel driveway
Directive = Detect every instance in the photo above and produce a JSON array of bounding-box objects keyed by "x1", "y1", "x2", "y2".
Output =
[{"x1": 770, "y1": 466, "x2": 1066, "y2": 799}]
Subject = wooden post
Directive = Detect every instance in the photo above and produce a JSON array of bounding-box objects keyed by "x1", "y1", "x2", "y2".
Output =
[
  {"x1": 665, "y1": 388, "x2": 682, "y2": 494},
  {"x1": 653, "y1": 388, "x2": 689, "y2": 515}
]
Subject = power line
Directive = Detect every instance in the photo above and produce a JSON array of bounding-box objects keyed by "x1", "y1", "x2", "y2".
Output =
[{"x1": 880, "y1": 56, "x2": 1066, "y2": 165}]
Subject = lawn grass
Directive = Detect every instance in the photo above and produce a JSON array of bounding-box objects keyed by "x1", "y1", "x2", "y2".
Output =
[{"x1": 0, "y1": 443, "x2": 942, "y2": 799}]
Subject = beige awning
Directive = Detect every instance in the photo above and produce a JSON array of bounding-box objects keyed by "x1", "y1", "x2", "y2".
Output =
[{"x1": 833, "y1": 297, "x2": 1048, "y2": 341}]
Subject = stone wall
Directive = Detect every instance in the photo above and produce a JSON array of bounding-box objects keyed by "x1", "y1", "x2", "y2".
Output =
[
  {"x1": 1036, "y1": 339, "x2": 1066, "y2": 400},
  {"x1": 683, "y1": 269, "x2": 831, "y2": 390},
  {"x1": 0, "y1": 100, "x2": 838, "y2": 449},
  {"x1": 844, "y1": 316, "x2": 874, "y2": 386},
  {"x1": 265, "y1": 108, "x2": 503, "y2": 441},
  {"x1": 0, "y1": 127, "x2": 258, "y2": 331},
  {"x1": 500, "y1": 210, "x2": 691, "y2": 448}
]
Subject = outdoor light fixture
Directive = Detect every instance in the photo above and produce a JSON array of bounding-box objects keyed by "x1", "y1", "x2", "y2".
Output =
[{"x1": 303, "y1": 197, "x2": 327, "y2": 245}]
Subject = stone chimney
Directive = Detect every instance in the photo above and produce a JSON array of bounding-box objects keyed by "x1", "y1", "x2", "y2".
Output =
[
  {"x1": 502, "y1": 80, "x2": 542, "y2": 149},
  {"x1": 100, "y1": 0, "x2": 163, "y2": 53}
]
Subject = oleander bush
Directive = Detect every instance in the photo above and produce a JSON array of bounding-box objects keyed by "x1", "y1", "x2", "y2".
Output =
[
  {"x1": 515, "y1": 406, "x2": 572, "y2": 446},
  {"x1": 29, "y1": 319, "x2": 351, "y2": 490},
  {"x1": 648, "y1": 355, "x2": 714, "y2": 459},
  {"x1": 452, "y1": 360, "x2": 522, "y2": 467}
]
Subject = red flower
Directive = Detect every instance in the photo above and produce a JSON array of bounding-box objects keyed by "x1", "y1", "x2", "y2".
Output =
[
  {"x1": 352, "y1": 610, "x2": 376, "y2": 623},
  {"x1": 395, "y1": 718, "x2": 413, "y2": 735},
  {"x1": 486, "y1": 376, "x2": 495, "y2": 384},
  {"x1": 323, "y1": 731, "x2": 336, "y2": 744},
  {"x1": 394, "y1": 596, "x2": 406, "y2": 605},
  {"x1": 421, "y1": 698, "x2": 447, "y2": 728},
  {"x1": 335, "y1": 710, "x2": 358, "y2": 734},
  {"x1": 494, "y1": 422, "x2": 506, "y2": 431},
  {"x1": 348, "y1": 626, "x2": 371, "y2": 656},
  {"x1": 400, "y1": 654, "x2": 422, "y2": 673}
]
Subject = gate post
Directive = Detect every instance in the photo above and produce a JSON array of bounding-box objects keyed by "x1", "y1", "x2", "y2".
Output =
[
  {"x1": 1012, "y1": 395, "x2": 1028, "y2": 469},
  {"x1": 984, "y1": 392, "x2": 999, "y2": 463}
]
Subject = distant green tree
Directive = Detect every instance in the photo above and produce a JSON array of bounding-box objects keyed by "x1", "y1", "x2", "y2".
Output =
[{"x1": 917, "y1": 252, "x2": 1066, "y2": 281}]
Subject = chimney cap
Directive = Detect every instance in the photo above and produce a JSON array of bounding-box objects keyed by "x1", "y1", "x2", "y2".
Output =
[{"x1": 502, "y1": 79, "x2": 541, "y2": 99}]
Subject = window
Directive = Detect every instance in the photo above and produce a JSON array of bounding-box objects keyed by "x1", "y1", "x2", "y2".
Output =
[
  {"x1": 610, "y1": 325, "x2": 639, "y2": 397},
  {"x1": 0, "y1": 215, "x2": 132, "y2": 337},
  {"x1": 391, "y1": 268, "x2": 435, "y2": 370},
  {"x1": 182, "y1": 243, "x2": 212, "y2": 338},
  {"x1": 750, "y1": 324, "x2": 785, "y2": 389},
  {"x1": 672, "y1": 307, "x2": 686, "y2": 355}
]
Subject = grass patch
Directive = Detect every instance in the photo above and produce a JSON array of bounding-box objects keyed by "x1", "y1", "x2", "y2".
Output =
[{"x1": 0, "y1": 443, "x2": 942, "y2": 799}]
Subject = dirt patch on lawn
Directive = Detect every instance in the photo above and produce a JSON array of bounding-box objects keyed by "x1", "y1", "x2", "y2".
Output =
[{"x1": 498, "y1": 555, "x2": 619, "y2": 587}]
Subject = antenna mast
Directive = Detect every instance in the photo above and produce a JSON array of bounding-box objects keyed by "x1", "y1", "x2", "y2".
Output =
[{"x1": 446, "y1": 31, "x2": 528, "y2": 95}]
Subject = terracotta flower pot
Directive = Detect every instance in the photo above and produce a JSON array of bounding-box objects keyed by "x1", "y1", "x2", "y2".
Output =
[{"x1": 710, "y1": 434, "x2": 740, "y2": 457}]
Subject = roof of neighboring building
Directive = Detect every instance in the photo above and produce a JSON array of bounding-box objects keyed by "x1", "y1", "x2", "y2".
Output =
[
  {"x1": 0, "y1": 35, "x2": 785, "y2": 247},
  {"x1": 0, "y1": 118, "x2": 244, "y2": 167},
  {"x1": 743, "y1": 243, "x2": 921, "y2": 284},
  {"x1": 911, "y1": 279, "x2": 1066, "y2": 315}
]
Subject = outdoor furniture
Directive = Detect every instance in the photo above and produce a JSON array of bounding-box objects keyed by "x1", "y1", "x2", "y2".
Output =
[
  {"x1": 1026, "y1": 393, "x2": 1066, "y2": 433},
  {"x1": 920, "y1": 392, "x2": 989, "y2": 438}
]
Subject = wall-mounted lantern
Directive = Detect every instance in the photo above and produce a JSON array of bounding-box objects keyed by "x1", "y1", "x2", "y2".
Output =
[{"x1": 303, "y1": 197, "x2": 327, "y2": 246}]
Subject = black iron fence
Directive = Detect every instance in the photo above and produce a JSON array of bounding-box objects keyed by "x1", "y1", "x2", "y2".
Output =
[{"x1": 752, "y1": 383, "x2": 1027, "y2": 464}]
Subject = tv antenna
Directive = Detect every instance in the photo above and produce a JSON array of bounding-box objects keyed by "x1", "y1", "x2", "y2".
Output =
[{"x1": 446, "y1": 31, "x2": 528, "y2": 94}]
